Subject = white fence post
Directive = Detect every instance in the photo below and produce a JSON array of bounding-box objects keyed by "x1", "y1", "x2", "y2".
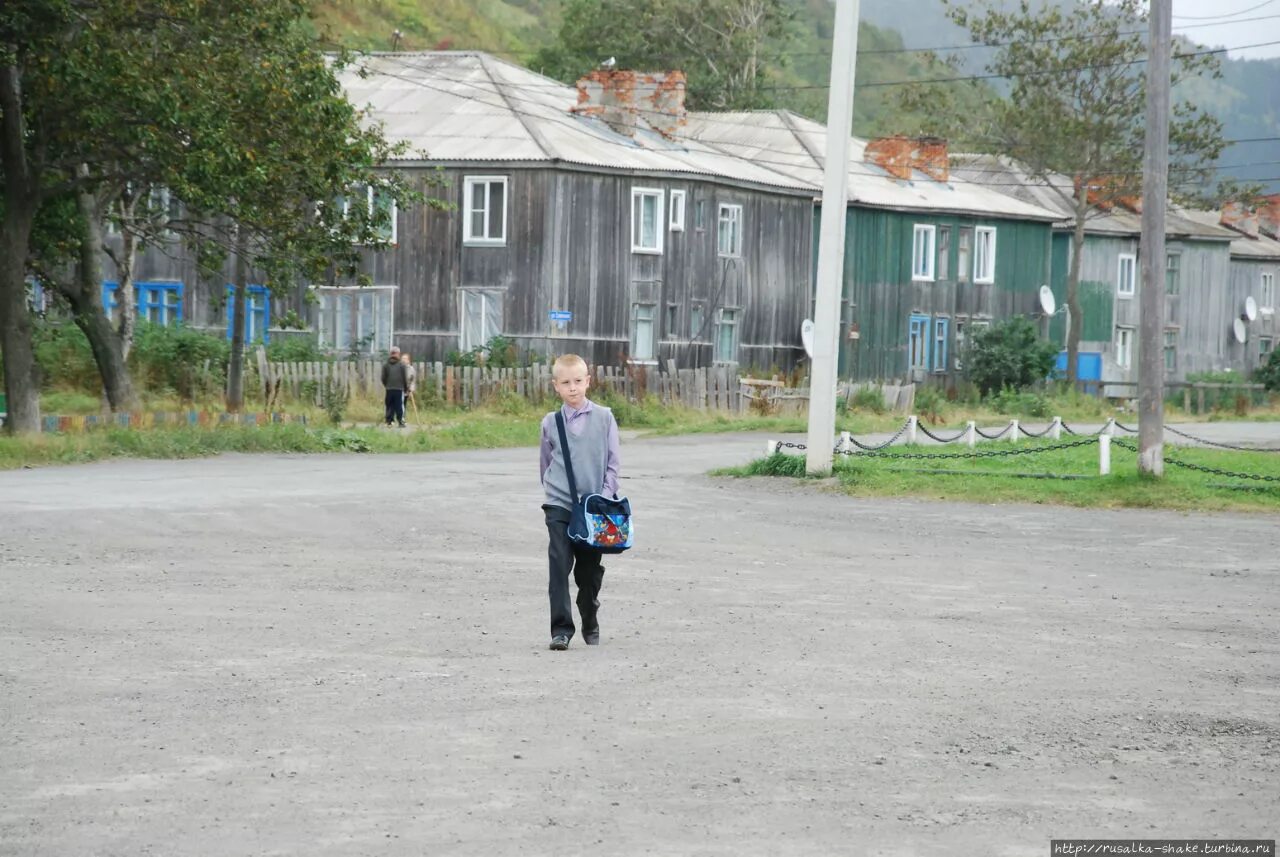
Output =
[
  {"x1": 1051, "y1": 416, "x2": 1062, "y2": 440},
  {"x1": 767, "y1": 439, "x2": 778, "y2": 456},
  {"x1": 966, "y1": 420, "x2": 977, "y2": 449},
  {"x1": 839, "y1": 431, "x2": 851, "y2": 454},
  {"x1": 1099, "y1": 435, "x2": 1111, "y2": 475},
  {"x1": 1009, "y1": 419, "x2": 1019, "y2": 443},
  {"x1": 1106, "y1": 417, "x2": 1116, "y2": 438},
  {"x1": 907, "y1": 415, "x2": 918, "y2": 445}
]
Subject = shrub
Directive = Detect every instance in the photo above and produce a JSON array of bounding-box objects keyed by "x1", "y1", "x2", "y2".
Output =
[
  {"x1": 266, "y1": 336, "x2": 326, "y2": 363},
  {"x1": 914, "y1": 386, "x2": 947, "y2": 423},
  {"x1": 1253, "y1": 351, "x2": 1280, "y2": 392},
  {"x1": 849, "y1": 385, "x2": 887, "y2": 414},
  {"x1": 130, "y1": 322, "x2": 230, "y2": 401},
  {"x1": 965, "y1": 316, "x2": 1059, "y2": 395},
  {"x1": 988, "y1": 386, "x2": 1051, "y2": 418},
  {"x1": 32, "y1": 319, "x2": 99, "y2": 392},
  {"x1": 320, "y1": 378, "x2": 349, "y2": 424}
]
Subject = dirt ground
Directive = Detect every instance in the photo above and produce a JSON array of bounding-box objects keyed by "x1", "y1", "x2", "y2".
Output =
[{"x1": 1, "y1": 426, "x2": 1277, "y2": 856}]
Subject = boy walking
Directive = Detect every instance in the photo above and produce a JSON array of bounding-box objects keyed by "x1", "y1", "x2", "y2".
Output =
[{"x1": 539, "y1": 354, "x2": 620, "y2": 651}]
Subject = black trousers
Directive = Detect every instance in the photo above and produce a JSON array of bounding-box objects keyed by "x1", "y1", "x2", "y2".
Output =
[
  {"x1": 544, "y1": 504, "x2": 604, "y2": 640},
  {"x1": 384, "y1": 389, "x2": 405, "y2": 424}
]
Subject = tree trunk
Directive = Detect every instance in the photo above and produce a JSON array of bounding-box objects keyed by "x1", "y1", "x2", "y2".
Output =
[
  {"x1": 226, "y1": 230, "x2": 248, "y2": 413},
  {"x1": 71, "y1": 179, "x2": 137, "y2": 411},
  {"x1": 1065, "y1": 191, "x2": 1089, "y2": 386},
  {"x1": 117, "y1": 221, "x2": 138, "y2": 361},
  {"x1": 0, "y1": 61, "x2": 41, "y2": 434}
]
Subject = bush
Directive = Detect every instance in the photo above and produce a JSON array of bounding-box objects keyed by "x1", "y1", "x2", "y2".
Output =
[
  {"x1": 988, "y1": 386, "x2": 1051, "y2": 418},
  {"x1": 266, "y1": 336, "x2": 326, "y2": 363},
  {"x1": 320, "y1": 378, "x2": 349, "y2": 424},
  {"x1": 130, "y1": 322, "x2": 230, "y2": 401},
  {"x1": 1253, "y1": 351, "x2": 1280, "y2": 392},
  {"x1": 965, "y1": 316, "x2": 1059, "y2": 395},
  {"x1": 33, "y1": 319, "x2": 99, "y2": 392},
  {"x1": 914, "y1": 386, "x2": 947, "y2": 423},
  {"x1": 848, "y1": 385, "x2": 887, "y2": 414}
]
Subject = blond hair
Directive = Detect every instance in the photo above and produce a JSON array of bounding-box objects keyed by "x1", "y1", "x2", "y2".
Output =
[{"x1": 552, "y1": 353, "x2": 588, "y2": 378}]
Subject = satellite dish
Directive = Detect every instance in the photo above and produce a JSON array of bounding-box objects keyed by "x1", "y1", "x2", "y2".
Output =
[
  {"x1": 1243, "y1": 296, "x2": 1258, "y2": 322},
  {"x1": 800, "y1": 319, "x2": 815, "y2": 358},
  {"x1": 1232, "y1": 317, "x2": 1247, "y2": 344},
  {"x1": 1038, "y1": 285, "x2": 1056, "y2": 316}
]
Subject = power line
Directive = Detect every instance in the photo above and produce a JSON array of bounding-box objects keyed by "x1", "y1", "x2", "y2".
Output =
[{"x1": 1172, "y1": 0, "x2": 1278, "y2": 20}]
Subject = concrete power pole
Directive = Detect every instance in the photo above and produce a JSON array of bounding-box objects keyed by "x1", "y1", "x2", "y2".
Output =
[
  {"x1": 805, "y1": 0, "x2": 861, "y2": 475},
  {"x1": 1138, "y1": 0, "x2": 1172, "y2": 476}
]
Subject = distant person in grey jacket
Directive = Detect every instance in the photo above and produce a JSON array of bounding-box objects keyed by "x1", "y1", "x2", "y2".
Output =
[
  {"x1": 538, "y1": 354, "x2": 621, "y2": 651},
  {"x1": 381, "y1": 346, "x2": 409, "y2": 427}
]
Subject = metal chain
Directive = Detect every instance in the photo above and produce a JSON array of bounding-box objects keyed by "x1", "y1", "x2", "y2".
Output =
[
  {"x1": 917, "y1": 423, "x2": 969, "y2": 443},
  {"x1": 1060, "y1": 421, "x2": 1109, "y2": 437},
  {"x1": 1113, "y1": 421, "x2": 1139, "y2": 434},
  {"x1": 773, "y1": 418, "x2": 913, "y2": 455},
  {"x1": 974, "y1": 423, "x2": 1014, "y2": 440},
  {"x1": 838, "y1": 437, "x2": 1097, "y2": 460},
  {"x1": 1018, "y1": 422, "x2": 1056, "y2": 438},
  {"x1": 1112, "y1": 437, "x2": 1278, "y2": 482},
  {"x1": 1164, "y1": 424, "x2": 1280, "y2": 453}
]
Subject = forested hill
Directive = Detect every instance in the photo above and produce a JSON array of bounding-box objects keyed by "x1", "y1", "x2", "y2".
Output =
[{"x1": 313, "y1": 0, "x2": 1280, "y2": 192}]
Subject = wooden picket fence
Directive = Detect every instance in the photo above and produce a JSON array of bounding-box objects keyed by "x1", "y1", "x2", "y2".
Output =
[{"x1": 256, "y1": 350, "x2": 747, "y2": 412}]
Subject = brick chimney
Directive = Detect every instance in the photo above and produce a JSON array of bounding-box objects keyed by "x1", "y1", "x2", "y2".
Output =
[
  {"x1": 572, "y1": 69, "x2": 687, "y2": 139},
  {"x1": 1221, "y1": 200, "x2": 1260, "y2": 238},
  {"x1": 1076, "y1": 176, "x2": 1141, "y2": 212},
  {"x1": 1257, "y1": 194, "x2": 1280, "y2": 239},
  {"x1": 865, "y1": 135, "x2": 949, "y2": 182}
]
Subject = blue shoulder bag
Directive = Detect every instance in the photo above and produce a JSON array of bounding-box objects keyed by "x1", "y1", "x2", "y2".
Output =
[{"x1": 555, "y1": 411, "x2": 633, "y2": 553}]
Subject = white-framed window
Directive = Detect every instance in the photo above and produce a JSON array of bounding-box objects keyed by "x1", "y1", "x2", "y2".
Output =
[
  {"x1": 714, "y1": 307, "x2": 739, "y2": 363},
  {"x1": 957, "y1": 227, "x2": 972, "y2": 283},
  {"x1": 912, "y1": 224, "x2": 936, "y2": 282},
  {"x1": 460, "y1": 288, "x2": 504, "y2": 352},
  {"x1": 1262, "y1": 272, "x2": 1275, "y2": 311},
  {"x1": 1163, "y1": 328, "x2": 1178, "y2": 373},
  {"x1": 315, "y1": 286, "x2": 395, "y2": 354},
  {"x1": 717, "y1": 204, "x2": 742, "y2": 257},
  {"x1": 932, "y1": 317, "x2": 949, "y2": 372},
  {"x1": 631, "y1": 188, "x2": 663, "y2": 254},
  {"x1": 630, "y1": 303, "x2": 656, "y2": 361},
  {"x1": 1117, "y1": 254, "x2": 1137, "y2": 299},
  {"x1": 669, "y1": 190, "x2": 686, "y2": 231},
  {"x1": 1115, "y1": 326, "x2": 1133, "y2": 369},
  {"x1": 973, "y1": 226, "x2": 996, "y2": 284},
  {"x1": 463, "y1": 176, "x2": 507, "y2": 246},
  {"x1": 937, "y1": 226, "x2": 951, "y2": 281},
  {"x1": 338, "y1": 184, "x2": 398, "y2": 244}
]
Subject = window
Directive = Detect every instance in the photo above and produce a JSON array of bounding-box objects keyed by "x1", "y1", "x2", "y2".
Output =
[
  {"x1": 26, "y1": 279, "x2": 47, "y2": 314},
  {"x1": 932, "y1": 317, "x2": 949, "y2": 372},
  {"x1": 912, "y1": 224, "x2": 936, "y2": 282},
  {"x1": 974, "y1": 226, "x2": 996, "y2": 284},
  {"x1": 337, "y1": 184, "x2": 398, "y2": 244},
  {"x1": 714, "y1": 308, "x2": 739, "y2": 363},
  {"x1": 226, "y1": 285, "x2": 271, "y2": 344},
  {"x1": 1263, "y1": 272, "x2": 1276, "y2": 311},
  {"x1": 717, "y1": 204, "x2": 742, "y2": 257},
  {"x1": 316, "y1": 286, "x2": 395, "y2": 354},
  {"x1": 463, "y1": 176, "x2": 507, "y2": 246},
  {"x1": 1260, "y1": 337, "x2": 1273, "y2": 359},
  {"x1": 957, "y1": 228, "x2": 972, "y2": 283},
  {"x1": 147, "y1": 186, "x2": 182, "y2": 234},
  {"x1": 665, "y1": 304, "x2": 678, "y2": 337},
  {"x1": 1165, "y1": 253, "x2": 1181, "y2": 295},
  {"x1": 690, "y1": 303, "x2": 706, "y2": 340},
  {"x1": 1117, "y1": 254, "x2": 1137, "y2": 298},
  {"x1": 669, "y1": 190, "x2": 686, "y2": 231},
  {"x1": 631, "y1": 188, "x2": 663, "y2": 253},
  {"x1": 460, "y1": 288, "x2": 504, "y2": 352},
  {"x1": 630, "y1": 303, "x2": 656, "y2": 361},
  {"x1": 1115, "y1": 326, "x2": 1133, "y2": 369},
  {"x1": 694, "y1": 200, "x2": 707, "y2": 231},
  {"x1": 908, "y1": 314, "x2": 930, "y2": 371},
  {"x1": 936, "y1": 226, "x2": 951, "y2": 281},
  {"x1": 1163, "y1": 329, "x2": 1178, "y2": 373},
  {"x1": 954, "y1": 318, "x2": 967, "y2": 370},
  {"x1": 102, "y1": 281, "x2": 183, "y2": 326}
]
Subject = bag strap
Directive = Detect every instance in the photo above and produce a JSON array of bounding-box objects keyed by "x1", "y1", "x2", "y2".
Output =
[{"x1": 554, "y1": 410, "x2": 579, "y2": 502}]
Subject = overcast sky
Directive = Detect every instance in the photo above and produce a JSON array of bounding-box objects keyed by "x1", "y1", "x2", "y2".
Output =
[{"x1": 1171, "y1": 0, "x2": 1280, "y2": 59}]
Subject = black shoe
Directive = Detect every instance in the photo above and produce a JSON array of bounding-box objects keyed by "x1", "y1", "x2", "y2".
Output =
[
  {"x1": 398, "y1": 421, "x2": 406, "y2": 427},
  {"x1": 583, "y1": 630, "x2": 600, "y2": 646},
  {"x1": 549, "y1": 635, "x2": 569, "y2": 651}
]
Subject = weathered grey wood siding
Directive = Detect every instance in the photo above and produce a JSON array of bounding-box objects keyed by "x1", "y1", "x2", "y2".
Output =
[{"x1": 1227, "y1": 254, "x2": 1280, "y2": 374}]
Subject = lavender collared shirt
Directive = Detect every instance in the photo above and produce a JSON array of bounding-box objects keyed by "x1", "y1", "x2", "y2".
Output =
[{"x1": 539, "y1": 399, "x2": 621, "y2": 497}]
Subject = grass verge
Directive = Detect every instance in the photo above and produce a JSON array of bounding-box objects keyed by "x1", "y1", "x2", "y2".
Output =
[{"x1": 715, "y1": 439, "x2": 1280, "y2": 513}]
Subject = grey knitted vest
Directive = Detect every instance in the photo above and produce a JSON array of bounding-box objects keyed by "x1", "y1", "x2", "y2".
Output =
[{"x1": 543, "y1": 404, "x2": 612, "y2": 511}]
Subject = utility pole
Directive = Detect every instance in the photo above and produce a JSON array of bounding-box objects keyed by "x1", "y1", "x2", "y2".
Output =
[
  {"x1": 805, "y1": 0, "x2": 861, "y2": 475},
  {"x1": 1138, "y1": 0, "x2": 1172, "y2": 476}
]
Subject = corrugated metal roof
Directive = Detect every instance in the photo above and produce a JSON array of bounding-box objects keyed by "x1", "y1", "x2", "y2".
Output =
[
  {"x1": 335, "y1": 52, "x2": 815, "y2": 193},
  {"x1": 683, "y1": 111, "x2": 1062, "y2": 221},
  {"x1": 1181, "y1": 209, "x2": 1280, "y2": 259},
  {"x1": 951, "y1": 154, "x2": 1237, "y2": 241}
]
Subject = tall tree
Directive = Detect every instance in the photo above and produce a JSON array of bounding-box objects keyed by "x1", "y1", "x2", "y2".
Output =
[
  {"x1": 533, "y1": 0, "x2": 794, "y2": 110},
  {"x1": 904, "y1": 0, "x2": 1233, "y2": 382},
  {"x1": 3, "y1": 0, "x2": 420, "y2": 429}
]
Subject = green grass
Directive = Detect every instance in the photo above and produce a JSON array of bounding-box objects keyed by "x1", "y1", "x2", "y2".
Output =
[{"x1": 716, "y1": 439, "x2": 1280, "y2": 514}]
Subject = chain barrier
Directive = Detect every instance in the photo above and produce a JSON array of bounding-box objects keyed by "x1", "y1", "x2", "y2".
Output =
[
  {"x1": 847, "y1": 419, "x2": 912, "y2": 451},
  {"x1": 838, "y1": 437, "x2": 1096, "y2": 461},
  {"x1": 917, "y1": 423, "x2": 969, "y2": 443},
  {"x1": 1018, "y1": 422, "x2": 1056, "y2": 439},
  {"x1": 1113, "y1": 421, "x2": 1139, "y2": 434},
  {"x1": 1111, "y1": 437, "x2": 1279, "y2": 483},
  {"x1": 974, "y1": 423, "x2": 1014, "y2": 440},
  {"x1": 1060, "y1": 421, "x2": 1109, "y2": 437},
  {"x1": 1163, "y1": 424, "x2": 1280, "y2": 453}
]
